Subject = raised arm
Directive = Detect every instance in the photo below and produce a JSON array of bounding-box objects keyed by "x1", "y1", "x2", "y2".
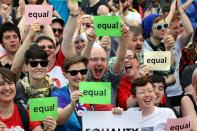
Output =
[
  {"x1": 56, "y1": 90, "x2": 83, "y2": 125},
  {"x1": 11, "y1": 23, "x2": 40, "y2": 79},
  {"x1": 177, "y1": 0, "x2": 193, "y2": 47},
  {"x1": 81, "y1": 25, "x2": 96, "y2": 59},
  {"x1": 165, "y1": 0, "x2": 176, "y2": 25},
  {"x1": 61, "y1": 0, "x2": 79, "y2": 58},
  {"x1": 181, "y1": 0, "x2": 194, "y2": 10},
  {"x1": 112, "y1": 24, "x2": 128, "y2": 74}
]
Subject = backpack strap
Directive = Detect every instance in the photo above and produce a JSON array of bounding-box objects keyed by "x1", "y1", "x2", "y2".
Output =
[{"x1": 17, "y1": 105, "x2": 29, "y2": 131}]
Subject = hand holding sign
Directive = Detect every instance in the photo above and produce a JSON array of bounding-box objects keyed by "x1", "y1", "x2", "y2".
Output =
[
  {"x1": 43, "y1": 116, "x2": 57, "y2": 131},
  {"x1": 112, "y1": 107, "x2": 124, "y2": 114},
  {"x1": 70, "y1": 90, "x2": 83, "y2": 107},
  {"x1": 0, "y1": 122, "x2": 7, "y2": 130},
  {"x1": 85, "y1": 24, "x2": 96, "y2": 44},
  {"x1": 28, "y1": 23, "x2": 41, "y2": 37},
  {"x1": 121, "y1": 23, "x2": 129, "y2": 39}
]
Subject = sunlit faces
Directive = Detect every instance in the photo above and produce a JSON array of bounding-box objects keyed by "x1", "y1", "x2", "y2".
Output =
[
  {"x1": 65, "y1": 62, "x2": 87, "y2": 90},
  {"x1": 2, "y1": 31, "x2": 20, "y2": 53},
  {"x1": 80, "y1": 16, "x2": 93, "y2": 31},
  {"x1": 152, "y1": 20, "x2": 167, "y2": 40},
  {"x1": 51, "y1": 22, "x2": 63, "y2": 43},
  {"x1": 88, "y1": 48, "x2": 108, "y2": 81},
  {"x1": 74, "y1": 38, "x2": 86, "y2": 55},
  {"x1": 26, "y1": 59, "x2": 49, "y2": 80},
  {"x1": 0, "y1": 75, "x2": 16, "y2": 103},
  {"x1": 37, "y1": 39, "x2": 55, "y2": 61},
  {"x1": 123, "y1": 50, "x2": 139, "y2": 79},
  {"x1": 169, "y1": 20, "x2": 181, "y2": 40},
  {"x1": 127, "y1": 33, "x2": 143, "y2": 54},
  {"x1": 153, "y1": 82, "x2": 164, "y2": 105},
  {"x1": 135, "y1": 83, "x2": 156, "y2": 110}
]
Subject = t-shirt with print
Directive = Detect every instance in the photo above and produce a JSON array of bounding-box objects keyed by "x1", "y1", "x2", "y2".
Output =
[
  {"x1": 48, "y1": 48, "x2": 68, "y2": 88},
  {"x1": 0, "y1": 104, "x2": 41, "y2": 131}
]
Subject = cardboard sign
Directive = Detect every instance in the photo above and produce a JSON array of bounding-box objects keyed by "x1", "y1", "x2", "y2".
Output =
[
  {"x1": 79, "y1": 82, "x2": 111, "y2": 104},
  {"x1": 82, "y1": 108, "x2": 142, "y2": 131},
  {"x1": 28, "y1": 97, "x2": 58, "y2": 121},
  {"x1": 25, "y1": 5, "x2": 52, "y2": 25},
  {"x1": 94, "y1": 16, "x2": 121, "y2": 37},
  {"x1": 144, "y1": 51, "x2": 171, "y2": 71},
  {"x1": 166, "y1": 116, "x2": 191, "y2": 131}
]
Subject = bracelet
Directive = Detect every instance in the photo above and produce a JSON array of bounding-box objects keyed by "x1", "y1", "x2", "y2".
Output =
[{"x1": 70, "y1": 13, "x2": 78, "y2": 17}]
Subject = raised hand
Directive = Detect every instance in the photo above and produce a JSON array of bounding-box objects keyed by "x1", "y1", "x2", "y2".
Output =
[
  {"x1": 70, "y1": 90, "x2": 83, "y2": 107},
  {"x1": 43, "y1": 116, "x2": 57, "y2": 131}
]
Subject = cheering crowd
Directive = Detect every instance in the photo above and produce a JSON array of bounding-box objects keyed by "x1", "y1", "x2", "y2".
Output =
[{"x1": 0, "y1": 0, "x2": 197, "y2": 130}]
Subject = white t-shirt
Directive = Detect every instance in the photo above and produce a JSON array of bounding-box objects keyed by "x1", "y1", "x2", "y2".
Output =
[
  {"x1": 141, "y1": 106, "x2": 176, "y2": 131},
  {"x1": 131, "y1": 106, "x2": 176, "y2": 131}
]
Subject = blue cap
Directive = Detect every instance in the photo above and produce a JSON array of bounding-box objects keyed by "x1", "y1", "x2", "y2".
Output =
[{"x1": 142, "y1": 14, "x2": 160, "y2": 39}]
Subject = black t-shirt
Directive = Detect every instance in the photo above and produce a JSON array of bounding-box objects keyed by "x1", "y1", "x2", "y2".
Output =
[{"x1": 82, "y1": 0, "x2": 108, "y2": 15}]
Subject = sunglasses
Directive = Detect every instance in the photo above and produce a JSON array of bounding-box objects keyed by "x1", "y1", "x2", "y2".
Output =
[
  {"x1": 67, "y1": 69, "x2": 88, "y2": 76},
  {"x1": 39, "y1": 45, "x2": 55, "y2": 50},
  {"x1": 152, "y1": 23, "x2": 168, "y2": 30},
  {"x1": 28, "y1": 60, "x2": 49, "y2": 68},
  {"x1": 82, "y1": 23, "x2": 91, "y2": 28},
  {"x1": 52, "y1": 28, "x2": 63, "y2": 34}
]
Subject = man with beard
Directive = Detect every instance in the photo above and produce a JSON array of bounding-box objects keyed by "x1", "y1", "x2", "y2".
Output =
[
  {"x1": 127, "y1": 26, "x2": 144, "y2": 64},
  {"x1": 82, "y1": 24, "x2": 129, "y2": 107}
]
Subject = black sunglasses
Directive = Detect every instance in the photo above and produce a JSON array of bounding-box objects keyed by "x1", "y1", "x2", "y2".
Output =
[
  {"x1": 153, "y1": 23, "x2": 168, "y2": 30},
  {"x1": 67, "y1": 69, "x2": 88, "y2": 76},
  {"x1": 52, "y1": 28, "x2": 63, "y2": 34},
  {"x1": 28, "y1": 60, "x2": 49, "y2": 68},
  {"x1": 39, "y1": 45, "x2": 55, "y2": 50}
]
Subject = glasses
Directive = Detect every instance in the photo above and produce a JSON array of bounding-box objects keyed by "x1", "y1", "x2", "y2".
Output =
[
  {"x1": 67, "y1": 69, "x2": 88, "y2": 76},
  {"x1": 52, "y1": 28, "x2": 63, "y2": 34},
  {"x1": 152, "y1": 23, "x2": 168, "y2": 30},
  {"x1": 28, "y1": 60, "x2": 49, "y2": 68},
  {"x1": 82, "y1": 23, "x2": 91, "y2": 28},
  {"x1": 39, "y1": 45, "x2": 55, "y2": 50},
  {"x1": 89, "y1": 57, "x2": 107, "y2": 62},
  {"x1": 125, "y1": 55, "x2": 135, "y2": 60}
]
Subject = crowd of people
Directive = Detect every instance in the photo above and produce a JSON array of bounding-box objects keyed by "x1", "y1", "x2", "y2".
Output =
[{"x1": 0, "y1": 0, "x2": 197, "y2": 130}]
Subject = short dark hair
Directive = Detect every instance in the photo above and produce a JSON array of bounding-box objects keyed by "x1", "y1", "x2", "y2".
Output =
[
  {"x1": 0, "y1": 22, "x2": 21, "y2": 44},
  {"x1": 149, "y1": 74, "x2": 166, "y2": 89},
  {"x1": 0, "y1": 67, "x2": 17, "y2": 84},
  {"x1": 131, "y1": 76, "x2": 153, "y2": 96},
  {"x1": 129, "y1": 26, "x2": 143, "y2": 37},
  {"x1": 35, "y1": 35, "x2": 55, "y2": 47},
  {"x1": 52, "y1": 18, "x2": 65, "y2": 28},
  {"x1": 62, "y1": 56, "x2": 89, "y2": 72},
  {"x1": 24, "y1": 44, "x2": 48, "y2": 64}
]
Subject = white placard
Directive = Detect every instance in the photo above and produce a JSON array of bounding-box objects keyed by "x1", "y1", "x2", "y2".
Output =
[
  {"x1": 144, "y1": 51, "x2": 171, "y2": 71},
  {"x1": 82, "y1": 108, "x2": 142, "y2": 131}
]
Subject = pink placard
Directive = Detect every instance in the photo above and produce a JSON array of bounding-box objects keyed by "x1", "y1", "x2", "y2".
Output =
[
  {"x1": 166, "y1": 116, "x2": 191, "y2": 131},
  {"x1": 25, "y1": 5, "x2": 52, "y2": 25}
]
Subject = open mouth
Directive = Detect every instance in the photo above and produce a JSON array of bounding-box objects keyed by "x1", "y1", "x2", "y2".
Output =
[
  {"x1": 135, "y1": 45, "x2": 142, "y2": 51},
  {"x1": 124, "y1": 65, "x2": 132, "y2": 73},
  {"x1": 94, "y1": 68, "x2": 103, "y2": 76}
]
